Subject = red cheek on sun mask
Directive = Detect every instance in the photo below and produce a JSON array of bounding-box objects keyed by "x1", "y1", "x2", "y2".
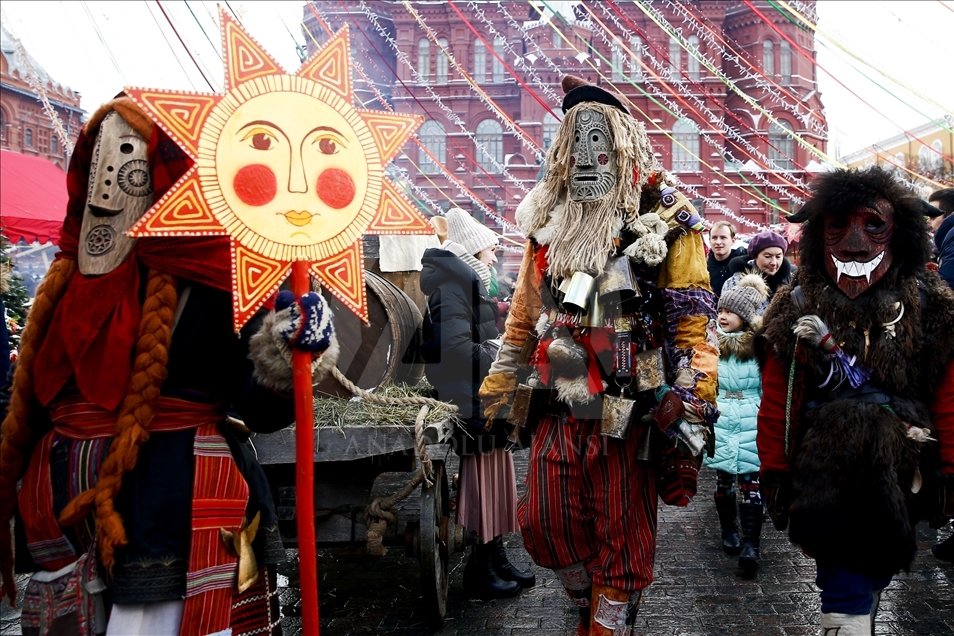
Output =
[
  {"x1": 233, "y1": 164, "x2": 277, "y2": 206},
  {"x1": 316, "y1": 168, "x2": 355, "y2": 210}
]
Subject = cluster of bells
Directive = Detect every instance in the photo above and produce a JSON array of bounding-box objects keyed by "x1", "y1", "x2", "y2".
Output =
[{"x1": 547, "y1": 254, "x2": 642, "y2": 378}]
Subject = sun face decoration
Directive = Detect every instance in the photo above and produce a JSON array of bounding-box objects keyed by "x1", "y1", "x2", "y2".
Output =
[{"x1": 126, "y1": 8, "x2": 429, "y2": 328}]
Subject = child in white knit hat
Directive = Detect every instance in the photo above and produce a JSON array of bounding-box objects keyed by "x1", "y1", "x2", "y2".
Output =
[{"x1": 704, "y1": 273, "x2": 769, "y2": 576}]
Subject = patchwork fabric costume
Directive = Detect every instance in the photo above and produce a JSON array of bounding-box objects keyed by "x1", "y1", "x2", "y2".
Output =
[
  {"x1": 479, "y1": 77, "x2": 717, "y2": 636},
  {"x1": 757, "y1": 168, "x2": 954, "y2": 635},
  {"x1": 0, "y1": 98, "x2": 338, "y2": 635}
]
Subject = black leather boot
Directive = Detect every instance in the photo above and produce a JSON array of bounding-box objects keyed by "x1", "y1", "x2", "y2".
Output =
[
  {"x1": 489, "y1": 536, "x2": 536, "y2": 588},
  {"x1": 738, "y1": 502, "x2": 763, "y2": 575},
  {"x1": 463, "y1": 542, "x2": 520, "y2": 599},
  {"x1": 715, "y1": 492, "x2": 742, "y2": 555}
]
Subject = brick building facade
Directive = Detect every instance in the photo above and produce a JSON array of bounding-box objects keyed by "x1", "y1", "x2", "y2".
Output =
[
  {"x1": 303, "y1": 1, "x2": 827, "y2": 271},
  {"x1": 1, "y1": 25, "x2": 84, "y2": 171}
]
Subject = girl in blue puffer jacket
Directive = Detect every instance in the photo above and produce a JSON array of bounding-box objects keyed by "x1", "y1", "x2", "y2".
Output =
[{"x1": 703, "y1": 273, "x2": 768, "y2": 576}]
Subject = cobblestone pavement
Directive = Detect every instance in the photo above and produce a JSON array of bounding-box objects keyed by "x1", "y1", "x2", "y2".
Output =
[{"x1": 2, "y1": 448, "x2": 952, "y2": 635}]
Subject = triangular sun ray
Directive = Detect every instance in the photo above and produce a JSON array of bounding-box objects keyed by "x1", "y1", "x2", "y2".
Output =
[
  {"x1": 296, "y1": 25, "x2": 352, "y2": 100},
  {"x1": 128, "y1": 167, "x2": 227, "y2": 237},
  {"x1": 219, "y1": 7, "x2": 285, "y2": 90},
  {"x1": 309, "y1": 240, "x2": 368, "y2": 324},
  {"x1": 365, "y1": 178, "x2": 434, "y2": 235}
]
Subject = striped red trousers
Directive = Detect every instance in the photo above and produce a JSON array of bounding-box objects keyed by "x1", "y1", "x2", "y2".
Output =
[{"x1": 518, "y1": 415, "x2": 658, "y2": 591}]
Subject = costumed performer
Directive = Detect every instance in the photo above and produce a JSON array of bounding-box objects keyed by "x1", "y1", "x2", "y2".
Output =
[
  {"x1": 0, "y1": 97, "x2": 339, "y2": 636},
  {"x1": 478, "y1": 76, "x2": 719, "y2": 636},
  {"x1": 757, "y1": 167, "x2": 954, "y2": 635}
]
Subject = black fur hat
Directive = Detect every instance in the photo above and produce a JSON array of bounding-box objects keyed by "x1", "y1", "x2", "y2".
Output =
[{"x1": 789, "y1": 167, "x2": 931, "y2": 280}]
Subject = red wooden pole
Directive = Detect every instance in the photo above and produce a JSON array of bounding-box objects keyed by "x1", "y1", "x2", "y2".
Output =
[{"x1": 291, "y1": 261, "x2": 319, "y2": 634}]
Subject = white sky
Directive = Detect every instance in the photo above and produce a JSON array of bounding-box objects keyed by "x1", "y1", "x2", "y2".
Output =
[{"x1": 1, "y1": 1, "x2": 951, "y2": 162}]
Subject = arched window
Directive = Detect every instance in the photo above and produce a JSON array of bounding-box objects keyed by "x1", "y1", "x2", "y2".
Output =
[
  {"x1": 769, "y1": 120, "x2": 794, "y2": 170},
  {"x1": 630, "y1": 36, "x2": 643, "y2": 81},
  {"x1": 492, "y1": 38, "x2": 506, "y2": 83},
  {"x1": 436, "y1": 38, "x2": 449, "y2": 84},
  {"x1": 51, "y1": 134, "x2": 58, "y2": 154},
  {"x1": 780, "y1": 41, "x2": 792, "y2": 84},
  {"x1": 553, "y1": 29, "x2": 562, "y2": 49},
  {"x1": 476, "y1": 119, "x2": 503, "y2": 171},
  {"x1": 474, "y1": 40, "x2": 486, "y2": 83},
  {"x1": 686, "y1": 36, "x2": 700, "y2": 81},
  {"x1": 542, "y1": 112, "x2": 560, "y2": 151},
  {"x1": 669, "y1": 37, "x2": 681, "y2": 76},
  {"x1": 418, "y1": 120, "x2": 446, "y2": 175},
  {"x1": 931, "y1": 140, "x2": 945, "y2": 172},
  {"x1": 919, "y1": 144, "x2": 933, "y2": 172},
  {"x1": 418, "y1": 39, "x2": 430, "y2": 81},
  {"x1": 672, "y1": 119, "x2": 699, "y2": 172},
  {"x1": 25, "y1": 128, "x2": 33, "y2": 147},
  {"x1": 763, "y1": 40, "x2": 775, "y2": 76},
  {"x1": 611, "y1": 37, "x2": 625, "y2": 82}
]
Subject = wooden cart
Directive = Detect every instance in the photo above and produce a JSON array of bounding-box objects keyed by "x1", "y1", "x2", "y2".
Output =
[{"x1": 253, "y1": 412, "x2": 467, "y2": 624}]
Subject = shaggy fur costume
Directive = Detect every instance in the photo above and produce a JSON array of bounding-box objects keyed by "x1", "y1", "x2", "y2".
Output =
[{"x1": 759, "y1": 167, "x2": 954, "y2": 576}]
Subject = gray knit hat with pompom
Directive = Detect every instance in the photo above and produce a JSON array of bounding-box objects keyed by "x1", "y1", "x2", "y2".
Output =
[{"x1": 718, "y1": 273, "x2": 769, "y2": 325}]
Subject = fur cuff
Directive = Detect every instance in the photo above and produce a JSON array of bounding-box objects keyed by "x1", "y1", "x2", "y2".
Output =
[
  {"x1": 248, "y1": 310, "x2": 341, "y2": 392},
  {"x1": 554, "y1": 375, "x2": 596, "y2": 406}
]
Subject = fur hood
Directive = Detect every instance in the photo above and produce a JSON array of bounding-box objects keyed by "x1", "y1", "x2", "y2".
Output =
[{"x1": 717, "y1": 324, "x2": 758, "y2": 362}]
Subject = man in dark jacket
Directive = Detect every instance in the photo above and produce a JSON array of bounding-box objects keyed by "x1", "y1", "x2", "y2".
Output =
[
  {"x1": 707, "y1": 221, "x2": 746, "y2": 296},
  {"x1": 931, "y1": 188, "x2": 954, "y2": 290}
]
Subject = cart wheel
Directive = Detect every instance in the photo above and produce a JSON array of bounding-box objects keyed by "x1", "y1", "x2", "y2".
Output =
[{"x1": 419, "y1": 459, "x2": 450, "y2": 625}]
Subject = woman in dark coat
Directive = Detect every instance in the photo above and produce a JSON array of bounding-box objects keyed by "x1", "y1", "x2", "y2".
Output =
[
  {"x1": 722, "y1": 231, "x2": 795, "y2": 315},
  {"x1": 420, "y1": 208, "x2": 534, "y2": 599}
]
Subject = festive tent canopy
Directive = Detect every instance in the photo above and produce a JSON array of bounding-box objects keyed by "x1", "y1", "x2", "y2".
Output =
[{"x1": 0, "y1": 149, "x2": 67, "y2": 245}]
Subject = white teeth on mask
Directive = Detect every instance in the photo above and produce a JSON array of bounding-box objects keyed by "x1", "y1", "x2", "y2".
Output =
[{"x1": 830, "y1": 252, "x2": 885, "y2": 283}]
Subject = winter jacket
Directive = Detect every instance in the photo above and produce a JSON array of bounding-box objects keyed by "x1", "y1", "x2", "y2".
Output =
[
  {"x1": 936, "y1": 213, "x2": 954, "y2": 289},
  {"x1": 722, "y1": 256, "x2": 794, "y2": 315},
  {"x1": 703, "y1": 326, "x2": 761, "y2": 475},
  {"x1": 707, "y1": 246, "x2": 747, "y2": 297},
  {"x1": 420, "y1": 247, "x2": 502, "y2": 455}
]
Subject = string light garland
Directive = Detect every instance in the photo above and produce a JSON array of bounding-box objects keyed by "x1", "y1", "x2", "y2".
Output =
[
  {"x1": 586, "y1": 3, "x2": 810, "y2": 204},
  {"x1": 536, "y1": 4, "x2": 772, "y2": 229},
  {"x1": 742, "y1": 0, "x2": 952, "y2": 166},
  {"x1": 777, "y1": 0, "x2": 953, "y2": 127},
  {"x1": 306, "y1": 2, "x2": 526, "y2": 242},
  {"x1": 400, "y1": 1, "x2": 546, "y2": 164},
  {"x1": 629, "y1": 1, "x2": 843, "y2": 169},
  {"x1": 540, "y1": 3, "x2": 786, "y2": 223},
  {"x1": 465, "y1": 1, "x2": 563, "y2": 107},
  {"x1": 665, "y1": 0, "x2": 827, "y2": 138},
  {"x1": 357, "y1": 0, "x2": 533, "y2": 193}
]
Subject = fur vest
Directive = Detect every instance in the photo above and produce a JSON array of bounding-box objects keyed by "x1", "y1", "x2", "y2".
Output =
[{"x1": 759, "y1": 267, "x2": 954, "y2": 575}]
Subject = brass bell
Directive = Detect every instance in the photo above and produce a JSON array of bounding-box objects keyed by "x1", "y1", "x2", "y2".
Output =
[
  {"x1": 562, "y1": 272, "x2": 596, "y2": 314},
  {"x1": 600, "y1": 394, "x2": 637, "y2": 439},
  {"x1": 547, "y1": 326, "x2": 589, "y2": 378},
  {"x1": 581, "y1": 287, "x2": 603, "y2": 328},
  {"x1": 597, "y1": 255, "x2": 642, "y2": 306}
]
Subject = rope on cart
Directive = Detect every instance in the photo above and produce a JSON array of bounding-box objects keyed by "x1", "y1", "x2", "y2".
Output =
[{"x1": 365, "y1": 404, "x2": 434, "y2": 556}]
